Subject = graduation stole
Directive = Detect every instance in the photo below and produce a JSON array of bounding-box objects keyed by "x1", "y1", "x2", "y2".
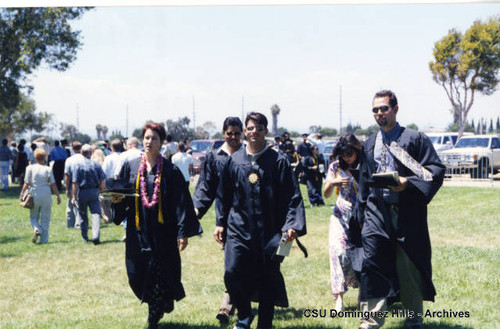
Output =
[
  {"x1": 334, "y1": 166, "x2": 357, "y2": 196},
  {"x1": 135, "y1": 155, "x2": 164, "y2": 230}
]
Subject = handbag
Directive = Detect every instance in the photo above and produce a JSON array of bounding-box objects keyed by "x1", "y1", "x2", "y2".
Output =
[{"x1": 20, "y1": 187, "x2": 34, "y2": 209}]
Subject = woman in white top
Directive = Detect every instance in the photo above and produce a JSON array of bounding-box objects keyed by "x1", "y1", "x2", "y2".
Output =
[{"x1": 20, "y1": 148, "x2": 61, "y2": 244}]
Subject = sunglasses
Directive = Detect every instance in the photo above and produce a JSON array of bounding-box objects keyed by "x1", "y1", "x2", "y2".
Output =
[
  {"x1": 372, "y1": 106, "x2": 390, "y2": 113},
  {"x1": 246, "y1": 126, "x2": 265, "y2": 132},
  {"x1": 225, "y1": 131, "x2": 241, "y2": 137},
  {"x1": 341, "y1": 149, "x2": 354, "y2": 159}
]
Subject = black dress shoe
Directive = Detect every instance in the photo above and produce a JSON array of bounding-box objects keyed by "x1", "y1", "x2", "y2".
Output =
[
  {"x1": 216, "y1": 308, "x2": 230, "y2": 324},
  {"x1": 92, "y1": 239, "x2": 100, "y2": 245}
]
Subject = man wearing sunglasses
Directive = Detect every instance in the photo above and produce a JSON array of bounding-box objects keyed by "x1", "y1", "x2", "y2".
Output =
[
  {"x1": 216, "y1": 112, "x2": 306, "y2": 329},
  {"x1": 356, "y1": 90, "x2": 445, "y2": 329},
  {"x1": 193, "y1": 116, "x2": 244, "y2": 324}
]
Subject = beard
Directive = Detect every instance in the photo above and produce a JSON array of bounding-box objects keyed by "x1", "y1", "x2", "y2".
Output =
[{"x1": 376, "y1": 118, "x2": 388, "y2": 127}]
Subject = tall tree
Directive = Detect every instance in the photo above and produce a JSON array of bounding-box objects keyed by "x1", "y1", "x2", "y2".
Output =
[
  {"x1": 166, "y1": 117, "x2": 191, "y2": 142},
  {"x1": 95, "y1": 124, "x2": 102, "y2": 140},
  {"x1": 270, "y1": 104, "x2": 281, "y2": 135},
  {"x1": 101, "y1": 125, "x2": 108, "y2": 140},
  {"x1": 0, "y1": 8, "x2": 91, "y2": 137},
  {"x1": 0, "y1": 93, "x2": 52, "y2": 139},
  {"x1": 496, "y1": 116, "x2": 500, "y2": 132},
  {"x1": 429, "y1": 17, "x2": 500, "y2": 139}
]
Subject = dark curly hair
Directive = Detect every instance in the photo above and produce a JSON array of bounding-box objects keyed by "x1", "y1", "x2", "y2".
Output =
[{"x1": 331, "y1": 133, "x2": 362, "y2": 170}]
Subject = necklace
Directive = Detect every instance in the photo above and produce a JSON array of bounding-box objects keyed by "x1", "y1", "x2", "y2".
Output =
[{"x1": 138, "y1": 154, "x2": 162, "y2": 208}]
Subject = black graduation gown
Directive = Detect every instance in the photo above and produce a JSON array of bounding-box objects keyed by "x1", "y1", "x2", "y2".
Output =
[
  {"x1": 113, "y1": 157, "x2": 202, "y2": 306},
  {"x1": 192, "y1": 148, "x2": 229, "y2": 219},
  {"x1": 216, "y1": 148, "x2": 306, "y2": 308},
  {"x1": 303, "y1": 154, "x2": 325, "y2": 205},
  {"x1": 355, "y1": 127, "x2": 445, "y2": 303}
]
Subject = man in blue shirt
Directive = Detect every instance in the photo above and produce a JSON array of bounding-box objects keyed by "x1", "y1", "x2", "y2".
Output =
[
  {"x1": 49, "y1": 140, "x2": 68, "y2": 192},
  {"x1": 71, "y1": 144, "x2": 106, "y2": 245}
]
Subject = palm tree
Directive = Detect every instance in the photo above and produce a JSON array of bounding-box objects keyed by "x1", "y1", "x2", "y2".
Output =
[
  {"x1": 95, "y1": 124, "x2": 102, "y2": 140},
  {"x1": 102, "y1": 125, "x2": 109, "y2": 140},
  {"x1": 270, "y1": 104, "x2": 280, "y2": 135}
]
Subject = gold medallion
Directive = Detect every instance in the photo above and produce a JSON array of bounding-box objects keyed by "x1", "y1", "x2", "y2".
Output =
[{"x1": 248, "y1": 172, "x2": 259, "y2": 184}]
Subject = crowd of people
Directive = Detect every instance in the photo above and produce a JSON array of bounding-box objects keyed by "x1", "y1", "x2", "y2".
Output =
[{"x1": 1, "y1": 89, "x2": 446, "y2": 329}]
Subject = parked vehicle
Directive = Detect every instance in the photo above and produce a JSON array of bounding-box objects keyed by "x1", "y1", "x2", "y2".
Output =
[
  {"x1": 321, "y1": 141, "x2": 337, "y2": 170},
  {"x1": 190, "y1": 139, "x2": 224, "y2": 174},
  {"x1": 439, "y1": 135, "x2": 500, "y2": 178},
  {"x1": 427, "y1": 132, "x2": 473, "y2": 153}
]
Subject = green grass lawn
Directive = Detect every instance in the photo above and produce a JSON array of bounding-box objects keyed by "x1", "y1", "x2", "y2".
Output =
[{"x1": 1, "y1": 184, "x2": 498, "y2": 329}]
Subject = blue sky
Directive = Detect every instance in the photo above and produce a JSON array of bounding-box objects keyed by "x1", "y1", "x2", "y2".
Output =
[{"x1": 28, "y1": 3, "x2": 500, "y2": 138}]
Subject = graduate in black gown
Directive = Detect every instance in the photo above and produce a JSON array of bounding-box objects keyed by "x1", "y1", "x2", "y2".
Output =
[
  {"x1": 355, "y1": 90, "x2": 445, "y2": 329},
  {"x1": 192, "y1": 116, "x2": 244, "y2": 324},
  {"x1": 111, "y1": 123, "x2": 202, "y2": 329},
  {"x1": 302, "y1": 145, "x2": 326, "y2": 206},
  {"x1": 216, "y1": 112, "x2": 306, "y2": 329}
]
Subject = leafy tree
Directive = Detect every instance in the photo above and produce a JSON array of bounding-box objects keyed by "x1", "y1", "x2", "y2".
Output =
[
  {"x1": 489, "y1": 118, "x2": 494, "y2": 133},
  {"x1": 309, "y1": 125, "x2": 321, "y2": 133},
  {"x1": 202, "y1": 121, "x2": 217, "y2": 138},
  {"x1": 345, "y1": 123, "x2": 361, "y2": 134},
  {"x1": 276, "y1": 127, "x2": 289, "y2": 137},
  {"x1": 355, "y1": 124, "x2": 379, "y2": 137},
  {"x1": 0, "y1": 8, "x2": 92, "y2": 137},
  {"x1": 406, "y1": 123, "x2": 419, "y2": 131},
  {"x1": 429, "y1": 17, "x2": 500, "y2": 139},
  {"x1": 101, "y1": 125, "x2": 109, "y2": 140},
  {"x1": 318, "y1": 127, "x2": 338, "y2": 137},
  {"x1": 0, "y1": 93, "x2": 52, "y2": 139},
  {"x1": 447, "y1": 121, "x2": 475, "y2": 133},
  {"x1": 166, "y1": 117, "x2": 191, "y2": 142},
  {"x1": 211, "y1": 132, "x2": 223, "y2": 139},
  {"x1": 471, "y1": 118, "x2": 475, "y2": 130},
  {"x1": 109, "y1": 130, "x2": 124, "y2": 142},
  {"x1": 193, "y1": 126, "x2": 209, "y2": 139},
  {"x1": 496, "y1": 116, "x2": 500, "y2": 132},
  {"x1": 289, "y1": 131, "x2": 300, "y2": 138},
  {"x1": 132, "y1": 127, "x2": 143, "y2": 140}
]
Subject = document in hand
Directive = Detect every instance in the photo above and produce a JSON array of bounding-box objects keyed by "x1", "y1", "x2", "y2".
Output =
[
  {"x1": 368, "y1": 171, "x2": 399, "y2": 188},
  {"x1": 276, "y1": 232, "x2": 293, "y2": 257}
]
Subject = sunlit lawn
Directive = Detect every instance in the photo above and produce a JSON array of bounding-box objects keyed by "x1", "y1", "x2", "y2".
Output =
[{"x1": 1, "y1": 184, "x2": 498, "y2": 328}]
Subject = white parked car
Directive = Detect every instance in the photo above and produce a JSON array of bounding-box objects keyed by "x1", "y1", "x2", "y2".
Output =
[
  {"x1": 427, "y1": 132, "x2": 473, "y2": 153},
  {"x1": 439, "y1": 135, "x2": 500, "y2": 178}
]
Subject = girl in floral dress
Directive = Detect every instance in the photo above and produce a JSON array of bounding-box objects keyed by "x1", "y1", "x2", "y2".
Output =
[{"x1": 323, "y1": 134, "x2": 362, "y2": 311}]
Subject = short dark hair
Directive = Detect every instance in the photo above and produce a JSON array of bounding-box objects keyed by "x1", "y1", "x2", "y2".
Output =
[
  {"x1": 2, "y1": 139, "x2": 7, "y2": 146},
  {"x1": 166, "y1": 135, "x2": 173, "y2": 143},
  {"x1": 143, "y1": 122, "x2": 167, "y2": 143},
  {"x1": 111, "y1": 139, "x2": 122, "y2": 152},
  {"x1": 373, "y1": 90, "x2": 398, "y2": 108},
  {"x1": 331, "y1": 133, "x2": 362, "y2": 170},
  {"x1": 54, "y1": 140, "x2": 60, "y2": 147},
  {"x1": 60, "y1": 139, "x2": 68, "y2": 146},
  {"x1": 223, "y1": 116, "x2": 243, "y2": 132},
  {"x1": 178, "y1": 142, "x2": 186, "y2": 152},
  {"x1": 72, "y1": 141, "x2": 82, "y2": 152},
  {"x1": 245, "y1": 112, "x2": 268, "y2": 128}
]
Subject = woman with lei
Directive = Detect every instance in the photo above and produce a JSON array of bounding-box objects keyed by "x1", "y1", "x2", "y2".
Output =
[
  {"x1": 111, "y1": 123, "x2": 202, "y2": 329},
  {"x1": 323, "y1": 133, "x2": 361, "y2": 312}
]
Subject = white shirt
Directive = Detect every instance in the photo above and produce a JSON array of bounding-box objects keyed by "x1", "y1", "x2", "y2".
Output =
[
  {"x1": 308, "y1": 134, "x2": 326, "y2": 154},
  {"x1": 114, "y1": 148, "x2": 142, "y2": 176},
  {"x1": 102, "y1": 152, "x2": 121, "y2": 179},
  {"x1": 64, "y1": 153, "x2": 84, "y2": 176},
  {"x1": 171, "y1": 152, "x2": 193, "y2": 182}
]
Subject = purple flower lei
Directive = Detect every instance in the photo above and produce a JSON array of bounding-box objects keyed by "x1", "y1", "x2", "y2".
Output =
[{"x1": 139, "y1": 154, "x2": 162, "y2": 208}]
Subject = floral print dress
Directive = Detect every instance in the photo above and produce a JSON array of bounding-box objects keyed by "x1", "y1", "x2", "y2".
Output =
[{"x1": 327, "y1": 160, "x2": 359, "y2": 295}]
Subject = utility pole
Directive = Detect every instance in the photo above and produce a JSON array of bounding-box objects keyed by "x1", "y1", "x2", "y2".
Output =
[
  {"x1": 242, "y1": 96, "x2": 245, "y2": 121},
  {"x1": 126, "y1": 105, "x2": 129, "y2": 137},
  {"x1": 76, "y1": 103, "x2": 80, "y2": 131},
  {"x1": 192, "y1": 96, "x2": 196, "y2": 133},
  {"x1": 339, "y1": 85, "x2": 343, "y2": 136}
]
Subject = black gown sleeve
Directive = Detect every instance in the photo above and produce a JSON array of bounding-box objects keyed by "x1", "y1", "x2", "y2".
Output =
[
  {"x1": 215, "y1": 157, "x2": 233, "y2": 228},
  {"x1": 192, "y1": 151, "x2": 218, "y2": 219}
]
